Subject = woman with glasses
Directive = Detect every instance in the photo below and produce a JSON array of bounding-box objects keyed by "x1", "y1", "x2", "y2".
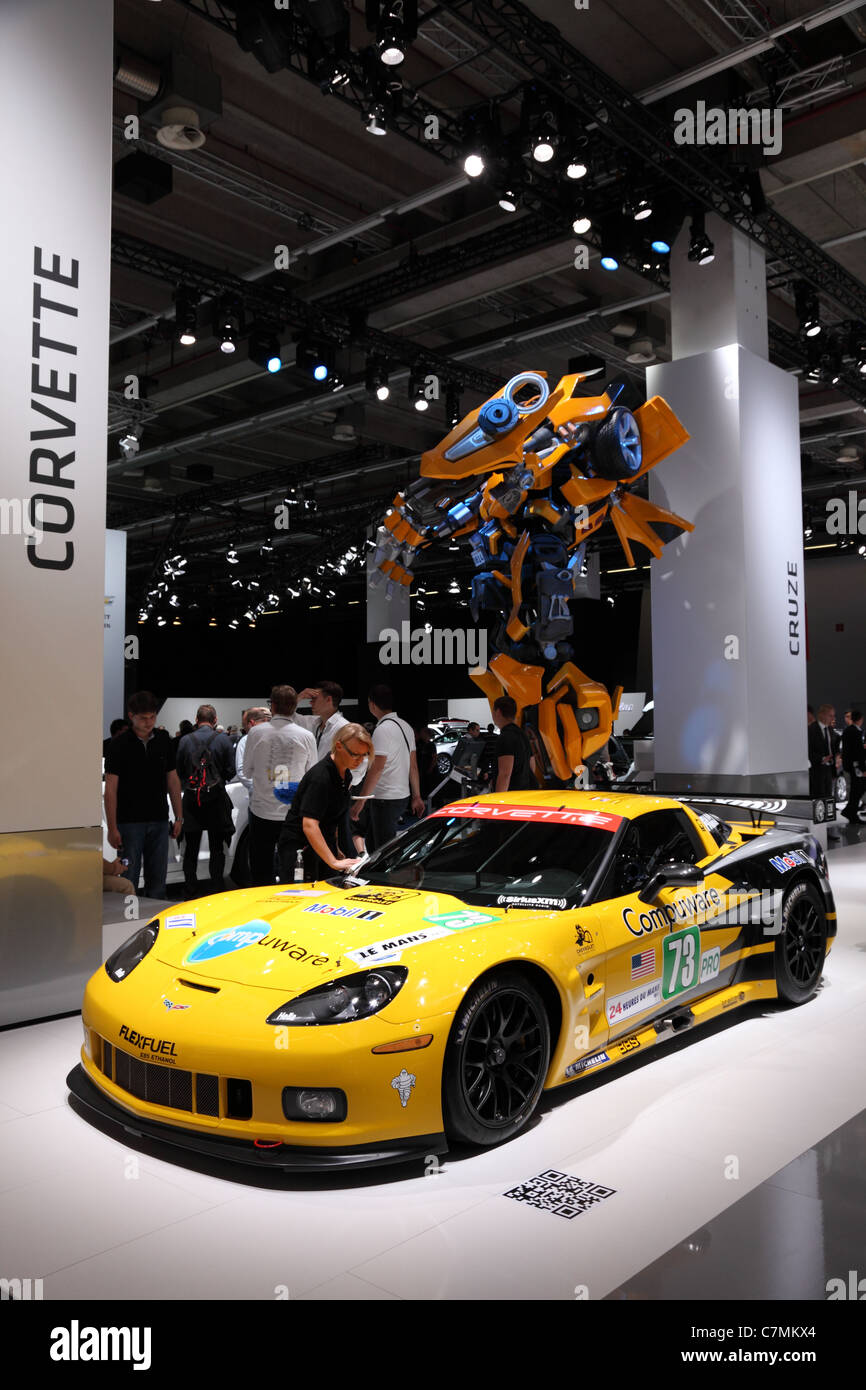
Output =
[{"x1": 277, "y1": 723, "x2": 374, "y2": 882}]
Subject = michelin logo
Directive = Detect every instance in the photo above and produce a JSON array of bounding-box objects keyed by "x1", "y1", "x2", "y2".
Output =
[{"x1": 565, "y1": 1051, "x2": 609, "y2": 1079}]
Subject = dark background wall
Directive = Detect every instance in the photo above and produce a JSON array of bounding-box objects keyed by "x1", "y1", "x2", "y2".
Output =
[
  {"x1": 127, "y1": 592, "x2": 644, "y2": 726},
  {"x1": 803, "y1": 555, "x2": 866, "y2": 717}
]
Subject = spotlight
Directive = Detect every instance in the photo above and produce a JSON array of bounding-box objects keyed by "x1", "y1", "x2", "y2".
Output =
[
  {"x1": 296, "y1": 339, "x2": 333, "y2": 382},
  {"x1": 650, "y1": 237, "x2": 671, "y2": 255},
  {"x1": 366, "y1": 357, "x2": 390, "y2": 400},
  {"x1": 174, "y1": 288, "x2": 198, "y2": 346},
  {"x1": 228, "y1": 618, "x2": 239, "y2": 629},
  {"x1": 633, "y1": 196, "x2": 653, "y2": 221},
  {"x1": 226, "y1": 545, "x2": 239, "y2": 565},
  {"x1": 498, "y1": 186, "x2": 519, "y2": 213},
  {"x1": 411, "y1": 380, "x2": 429, "y2": 411},
  {"x1": 600, "y1": 254, "x2": 619, "y2": 272},
  {"x1": 530, "y1": 124, "x2": 557, "y2": 163},
  {"x1": 157, "y1": 615, "x2": 167, "y2": 627},
  {"x1": 687, "y1": 209, "x2": 715, "y2": 265},
  {"x1": 216, "y1": 302, "x2": 240, "y2": 354},
  {"x1": 365, "y1": 104, "x2": 387, "y2": 136},
  {"x1": 858, "y1": 345, "x2": 866, "y2": 375},
  {"x1": 260, "y1": 537, "x2": 275, "y2": 556},
  {"x1": 249, "y1": 328, "x2": 283, "y2": 374},
  {"x1": 118, "y1": 426, "x2": 142, "y2": 459},
  {"x1": 572, "y1": 213, "x2": 592, "y2": 235},
  {"x1": 795, "y1": 283, "x2": 822, "y2": 338},
  {"x1": 377, "y1": 24, "x2": 405, "y2": 66},
  {"x1": 464, "y1": 152, "x2": 485, "y2": 178},
  {"x1": 566, "y1": 156, "x2": 587, "y2": 180}
]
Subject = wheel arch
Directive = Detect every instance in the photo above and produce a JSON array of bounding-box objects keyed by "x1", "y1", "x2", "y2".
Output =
[{"x1": 448, "y1": 958, "x2": 564, "y2": 1055}]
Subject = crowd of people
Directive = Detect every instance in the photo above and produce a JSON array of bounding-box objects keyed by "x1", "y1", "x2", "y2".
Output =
[
  {"x1": 808, "y1": 704, "x2": 865, "y2": 823},
  {"x1": 102, "y1": 684, "x2": 539, "y2": 901}
]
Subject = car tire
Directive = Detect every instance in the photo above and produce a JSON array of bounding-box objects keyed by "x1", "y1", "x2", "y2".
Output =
[
  {"x1": 229, "y1": 827, "x2": 251, "y2": 888},
  {"x1": 774, "y1": 879, "x2": 827, "y2": 1005},
  {"x1": 589, "y1": 407, "x2": 643, "y2": 480},
  {"x1": 436, "y1": 752, "x2": 452, "y2": 777},
  {"x1": 443, "y1": 970, "x2": 550, "y2": 1147}
]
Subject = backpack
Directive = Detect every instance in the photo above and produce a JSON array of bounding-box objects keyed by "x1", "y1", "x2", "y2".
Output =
[{"x1": 186, "y1": 729, "x2": 224, "y2": 806}]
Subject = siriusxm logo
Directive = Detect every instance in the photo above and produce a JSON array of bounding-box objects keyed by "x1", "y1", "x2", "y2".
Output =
[{"x1": 185, "y1": 920, "x2": 270, "y2": 963}]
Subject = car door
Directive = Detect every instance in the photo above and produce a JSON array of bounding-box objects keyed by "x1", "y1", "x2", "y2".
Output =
[{"x1": 598, "y1": 809, "x2": 733, "y2": 1043}]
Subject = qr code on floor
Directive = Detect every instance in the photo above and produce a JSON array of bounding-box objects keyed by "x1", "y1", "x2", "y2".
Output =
[{"x1": 503, "y1": 1169, "x2": 617, "y2": 1220}]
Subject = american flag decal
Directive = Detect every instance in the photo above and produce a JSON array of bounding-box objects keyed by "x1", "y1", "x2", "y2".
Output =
[{"x1": 631, "y1": 949, "x2": 655, "y2": 981}]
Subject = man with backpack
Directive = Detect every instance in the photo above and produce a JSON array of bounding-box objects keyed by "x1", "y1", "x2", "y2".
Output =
[{"x1": 176, "y1": 705, "x2": 236, "y2": 896}]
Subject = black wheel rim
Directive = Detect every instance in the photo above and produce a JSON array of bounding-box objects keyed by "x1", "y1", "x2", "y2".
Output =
[
  {"x1": 461, "y1": 991, "x2": 545, "y2": 1130},
  {"x1": 784, "y1": 896, "x2": 824, "y2": 986}
]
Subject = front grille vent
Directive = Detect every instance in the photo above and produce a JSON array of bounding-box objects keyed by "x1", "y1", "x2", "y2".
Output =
[{"x1": 98, "y1": 1036, "x2": 242, "y2": 1120}]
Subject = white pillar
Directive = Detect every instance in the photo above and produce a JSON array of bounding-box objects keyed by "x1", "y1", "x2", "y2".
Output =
[
  {"x1": 647, "y1": 216, "x2": 809, "y2": 794},
  {"x1": 0, "y1": 0, "x2": 113, "y2": 1023}
]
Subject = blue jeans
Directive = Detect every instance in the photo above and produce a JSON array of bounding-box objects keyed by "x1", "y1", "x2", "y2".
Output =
[{"x1": 117, "y1": 820, "x2": 171, "y2": 899}]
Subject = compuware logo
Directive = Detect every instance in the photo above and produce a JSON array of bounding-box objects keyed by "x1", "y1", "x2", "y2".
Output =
[{"x1": 185, "y1": 921, "x2": 270, "y2": 963}]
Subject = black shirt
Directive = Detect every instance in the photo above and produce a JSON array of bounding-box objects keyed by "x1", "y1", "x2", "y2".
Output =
[
  {"x1": 176, "y1": 725, "x2": 236, "y2": 788},
  {"x1": 497, "y1": 721, "x2": 534, "y2": 791},
  {"x1": 279, "y1": 757, "x2": 352, "y2": 857},
  {"x1": 105, "y1": 729, "x2": 176, "y2": 823}
]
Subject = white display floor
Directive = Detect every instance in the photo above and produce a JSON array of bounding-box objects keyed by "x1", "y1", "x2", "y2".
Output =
[{"x1": 1, "y1": 840, "x2": 864, "y2": 1301}]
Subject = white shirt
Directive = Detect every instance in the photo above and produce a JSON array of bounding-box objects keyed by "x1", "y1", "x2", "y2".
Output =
[
  {"x1": 372, "y1": 714, "x2": 415, "y2": 800},
  {"x1": 242, "y1": 716, "x2": 316, "y2": 821},
  {"x1": 234, "y1": 733, "x2": 251, "y2": 791},
  {"x1": 293, "y1": 708, "x2": 366, "y2": 784}
]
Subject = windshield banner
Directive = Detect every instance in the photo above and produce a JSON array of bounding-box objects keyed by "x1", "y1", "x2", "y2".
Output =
[{"x1": 431, "y1": 804, "x2": 622, "y2": 830}]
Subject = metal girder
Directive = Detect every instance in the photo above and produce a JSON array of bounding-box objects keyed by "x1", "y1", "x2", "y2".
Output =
[
  {"x1": 112, "y1": 230, "x2": 501, "y2": 393},
  {"x1": 108, "y1": 442, "x2": 409, "y2": 530},
  {"x1": 171, "y1": 0, "x2": 468, "y2": 161},
  {"x1": 440, "y1": 0, "x2": 866, "y2": 322},
  {"x1": 112, "y1": 118, "x2": 386, "y2": 249}
]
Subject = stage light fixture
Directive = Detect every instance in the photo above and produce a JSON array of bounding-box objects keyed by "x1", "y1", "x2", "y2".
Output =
[
  {"x1": 249, "y1": 328, "x2": 283, "y2": 374},
  {"x1": 687, "y1": 209, "x2": 715, "y2": 265},
  {"x1": 600, "y1": 253, "x2": 619, "y2": 271},
  {"x1": 118, "y1": 425, "x2": 142, "y2": 459},
  {"x1": 633, "y1": 196, "x2": 653, "y2": 221},
  {"x1": 858, "y1": 345, "x2": 866, "y2": 375},
  {"x1": 572, "y1": 213, "x2": 592, "y2": 235},
  {"x1": 296, "y1": 338, "x2": 333, "y2": 382},
  {"x1": 498, "y1": 186, "x2": 519, "y2": 213},
  {"x1": 226, "y1": 545, "x2": 239, "y2": 565},
  {"x1": 377, "y1": 23, "x2": 405, "y2": 65},
  {"x1": 464, "y1": 152, "x2": 485, "y2": 178},
  {"x1": 650, "y1": 237, "x2": 671, "y2": 255},
  {"x1": 795, "y1": 283, "x2": 822, "y2": 339},
  {"x1": 409, "y1": 373, "x2": 429, "y2": 411},
  {"x1": 365, "y1": 104, "x2": 387, "y2": 136},
  {"x1": 366, "y1": 357, "x2": 391, "y2": 400},
  {"x1": 530, "y1": 123, "x2": 557, "y2": 163},
  {"x1": 175, "y1": 288, "x2": 198, "y2": 346},
  {"x1": 566, "y1": 156, "x2": 587, "y2": 180},
  {"x1": 217, "y1": 303, "x2": 239, "y2": 354}
]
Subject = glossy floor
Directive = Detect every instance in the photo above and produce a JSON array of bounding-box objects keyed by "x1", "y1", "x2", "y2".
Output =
[{"x1": 0, "y1": 837, "x2": 864, "y2": 1301}]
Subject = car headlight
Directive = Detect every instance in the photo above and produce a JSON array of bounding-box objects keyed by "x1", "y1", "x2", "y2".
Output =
[
  {"x1": 104, "y1": 921, "x2": 159, "y2": 982},
  {"x1": 265, "y1": 967, "x2": 407, "y2": 1026}
]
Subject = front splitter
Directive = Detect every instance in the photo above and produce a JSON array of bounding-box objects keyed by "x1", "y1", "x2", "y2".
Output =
[{"x1": 67, "y1": 1065, "x2": 447, "y2": 1172}]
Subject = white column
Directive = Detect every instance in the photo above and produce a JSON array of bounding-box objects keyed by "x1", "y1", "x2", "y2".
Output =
[
  {"x1": 0, "y1": 0, "x2": 113, "y2": 1023},
  {"x1": 647, "y1": 216, "x2": 808, "y2": 794}
]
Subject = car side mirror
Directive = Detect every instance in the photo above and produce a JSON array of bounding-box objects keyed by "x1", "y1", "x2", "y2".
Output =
[{"x1": 638, "y1": 862, "x2": 704, "y2": 903}]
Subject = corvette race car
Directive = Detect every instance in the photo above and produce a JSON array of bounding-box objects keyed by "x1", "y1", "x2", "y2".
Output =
[{"x1": 68, "y1": 791, "x2": 835, "y2": 1170}]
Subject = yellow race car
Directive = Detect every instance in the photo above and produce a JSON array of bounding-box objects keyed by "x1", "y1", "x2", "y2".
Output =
[{"x1": 68, "y1": 791, "x2": 835, "y2": 1171}]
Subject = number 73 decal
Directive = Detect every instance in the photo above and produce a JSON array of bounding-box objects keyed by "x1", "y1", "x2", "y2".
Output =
[{"x1": 662, "y1": 926, "x2": 721, "y2": 1000}]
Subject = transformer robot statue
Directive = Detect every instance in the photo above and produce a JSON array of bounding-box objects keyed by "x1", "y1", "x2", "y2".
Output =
[{"x1": 371, "y1": 369, "x2": 691, "y2": 785}]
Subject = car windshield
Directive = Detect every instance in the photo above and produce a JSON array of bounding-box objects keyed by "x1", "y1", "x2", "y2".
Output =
[{"x1": 343, "y1": 811, "x2": 615, "y2": 906}]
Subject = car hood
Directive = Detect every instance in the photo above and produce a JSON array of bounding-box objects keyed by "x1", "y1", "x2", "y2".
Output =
[{"x1": 152, "y1": 883, "x2": 514, "y2": 991}]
